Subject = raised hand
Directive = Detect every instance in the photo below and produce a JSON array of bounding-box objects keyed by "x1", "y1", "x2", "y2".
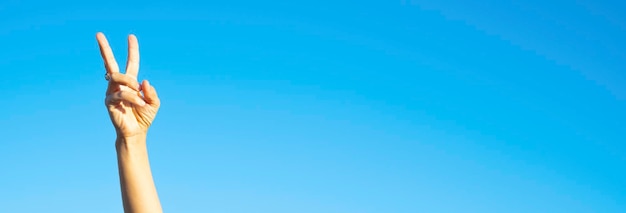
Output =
[{"x1": 97, "y1": 33, "x2": 161, "y2": 139}]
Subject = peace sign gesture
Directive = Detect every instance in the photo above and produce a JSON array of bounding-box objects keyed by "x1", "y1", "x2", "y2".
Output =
[{"x1": 97, "y1": 33, "x2": 161, "y2": 139}]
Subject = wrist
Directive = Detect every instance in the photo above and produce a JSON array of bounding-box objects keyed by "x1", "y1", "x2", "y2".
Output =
[{"x1": 116, "y1": 134, "x2": 147, "y2": 148}]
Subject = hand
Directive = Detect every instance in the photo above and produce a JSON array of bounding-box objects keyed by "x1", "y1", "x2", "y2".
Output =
[{"x1": 97, "y1": 33, "x2": 161, "y2": 139}]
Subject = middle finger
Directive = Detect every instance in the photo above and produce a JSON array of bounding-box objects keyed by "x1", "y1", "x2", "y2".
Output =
[{"x1": 96, "y1": 32, "x2": 120, "y2": 73}]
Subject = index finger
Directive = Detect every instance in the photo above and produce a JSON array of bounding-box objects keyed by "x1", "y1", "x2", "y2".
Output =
[
  {"x1": 125, "y1": 34, "x2": 140, "y2": 78},
  {"x1": 96, "y1": 32, "x2": 120, "y2": 73}
]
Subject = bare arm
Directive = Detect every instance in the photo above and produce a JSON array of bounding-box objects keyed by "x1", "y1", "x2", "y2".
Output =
[
  {"x1": 97, "y1": 32, "x2": 163, "y2": 213},
  {"x1": 116, "y1": 135, "x2": 162, "y2": 213}
]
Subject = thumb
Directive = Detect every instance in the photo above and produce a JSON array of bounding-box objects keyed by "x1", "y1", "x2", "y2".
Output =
[{"x1": 142, "y1": 80, "x2": 160, "y2": 107}]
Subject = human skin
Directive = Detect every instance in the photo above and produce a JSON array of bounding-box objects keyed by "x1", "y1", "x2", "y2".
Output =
[{"x1": 97, "y1": 32, "x2": 163, "y2": 213}]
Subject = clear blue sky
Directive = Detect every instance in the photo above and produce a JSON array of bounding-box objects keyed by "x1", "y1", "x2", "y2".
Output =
[{"x1": 1, "y1": 0, "x2": 625, "y2": 212}]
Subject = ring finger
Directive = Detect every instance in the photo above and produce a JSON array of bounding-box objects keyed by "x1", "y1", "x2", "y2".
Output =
[{"x1": 107, "y1": 72, "x2": 141, "y2": 93}]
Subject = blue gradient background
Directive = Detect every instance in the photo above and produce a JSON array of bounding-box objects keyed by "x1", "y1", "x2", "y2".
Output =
[{"x1": 1, "y1": 0, "x2": 626, "y2": 212}]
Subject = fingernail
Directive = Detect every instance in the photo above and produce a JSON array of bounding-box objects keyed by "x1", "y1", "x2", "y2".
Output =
[{"x1": 138, "y1": 100, "x2": 146, "y2": 106}]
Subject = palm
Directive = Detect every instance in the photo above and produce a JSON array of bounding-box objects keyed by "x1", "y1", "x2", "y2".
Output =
[
  {"x1": 97, "y1": 33, "x2": 160, "y2": 138},
  {"x1": 108, "y1": 86, "x2": 157, "y2": 136}
]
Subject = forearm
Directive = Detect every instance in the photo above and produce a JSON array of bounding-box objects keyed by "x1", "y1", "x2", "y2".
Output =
[{"x1": 116, "y1": 135, "x2": 162, "y2": 213}]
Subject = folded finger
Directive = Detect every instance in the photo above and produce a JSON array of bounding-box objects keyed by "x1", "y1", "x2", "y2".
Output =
[
  {"x1": 106, "y1": 90, "x2": 146, "y2": 106},
  {"x1": 108, "y1": 72, "x2": 140, "y2": 91},
  {"x1": 96, "y1": 32, "x2": 120, "y2": 73}
]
